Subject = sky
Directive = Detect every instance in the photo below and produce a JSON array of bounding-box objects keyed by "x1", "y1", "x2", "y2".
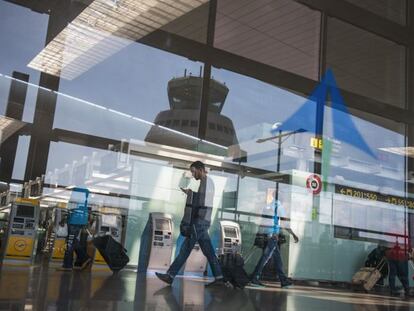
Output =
[{"x1": 0, "y1": 0, "x2": 407, "y2": 184}]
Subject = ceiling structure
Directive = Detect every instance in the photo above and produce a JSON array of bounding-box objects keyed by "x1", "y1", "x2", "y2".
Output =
[{"x1": 28, "y1": 0, "x2": 209, "y2": 79}]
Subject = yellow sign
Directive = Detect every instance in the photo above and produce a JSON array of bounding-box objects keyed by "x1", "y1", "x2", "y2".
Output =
[
  {"x1": 14, "y1": 197, "x2": 39, "y2": 205},
  {"x1": 52, "y1": 238, "x2": 67, "y2": 260},
  {"x1": 336, "y1": 185, "x2": 414, "y2": 209},
  {"x1": 56, "y1": 202, "x2": 67, "y2": 209},
  {"x1": 14, "y1": 239, "x2": 27, "y2": 252},
  {"x1": 310, "y1": 137, "x2": 323, "y2": 149},
  {"x1": 6, "y1": 236, "x2": 34, "y2": 258}
]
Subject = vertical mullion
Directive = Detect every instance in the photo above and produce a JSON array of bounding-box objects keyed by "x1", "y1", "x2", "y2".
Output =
[
  {"x1": 406, "y1": 0, "x2": 414, "y2": 249},
  {"x1": 197, "y1": 0, "x2": 217, "y2": 140}
]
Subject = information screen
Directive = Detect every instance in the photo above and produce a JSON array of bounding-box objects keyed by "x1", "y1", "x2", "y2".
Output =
[
  {"x1": 224, "y1": 227, "x2": 237, "y2": 238},
  {"x1": 101, "y1": 214, "x2": 117, "y2": 227},
  {"x1": 16, "y1": 205, "x2": 34, "y2": 218},
  {"x1": 155, "y1": 218, "x2": 170, "y2": 231}
]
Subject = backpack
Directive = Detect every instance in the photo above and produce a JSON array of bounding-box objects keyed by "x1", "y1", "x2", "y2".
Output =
[{"x1": 219, "y1": 253, "x2": 250, "y2": 289}]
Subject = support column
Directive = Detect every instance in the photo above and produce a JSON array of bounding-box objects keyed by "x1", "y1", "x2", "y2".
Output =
[
  {"x1": 24, "y1": 1, "x2": 73, "y2": 181},
  {"x1": 0, "y1": 71, "x2": 29, "y2": 182},
  {"x1": 406, "y1": 2, "x2": 414, "y2": 248},
  {"x1": 197, "y1": 0, "x2": 217, "y2": 140}
]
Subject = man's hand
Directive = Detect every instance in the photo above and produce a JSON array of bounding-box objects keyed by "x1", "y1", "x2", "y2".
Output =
[
  {"x1": 293, "y1": 235, "x2": 299, "y2": 243},
  {"x1": 271, "y1": 233, "x2": 279, "y2": 240},
  {"x1": 284, "y1": 228, "x2": 299, "y2": 243},
  {"x1": 180, "y1": 187, "x2": 191, "y2": 195}
]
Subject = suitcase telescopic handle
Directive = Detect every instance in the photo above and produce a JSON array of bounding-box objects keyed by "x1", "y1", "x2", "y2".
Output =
[{"x1": 376, "y1": 257, "x2": 386, "y2": 270}]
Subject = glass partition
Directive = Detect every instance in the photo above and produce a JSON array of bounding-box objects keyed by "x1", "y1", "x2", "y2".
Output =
[
  {"x1": 326, "y1": 18, "x2": 406, "y2": 107},
  {"x1": 214, "y1": 0, "x2": 321, "y2": 80},
  {"x1": 0, "y1": 0, "x2": 413, "y2": 288}
]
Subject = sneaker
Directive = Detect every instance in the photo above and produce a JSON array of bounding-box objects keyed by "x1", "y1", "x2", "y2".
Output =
[
  {"x1": 249, "y1": 279, "x2": 266, "y2": 287},
  {"x1": 80, "y1": 258, "x2": 92, "y2": 270},
  {"x1": 281, "y1": 280, "x2": 293, "y2": 288},
  {"x1": 155, "y1": 272, "x2": 173, "y2": 285},
  {"x1": 56, "y1": 267, "x2": 72, "y2": 272}
]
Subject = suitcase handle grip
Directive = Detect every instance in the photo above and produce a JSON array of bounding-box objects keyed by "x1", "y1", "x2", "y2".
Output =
[{"x1": 376, "y1": 257, "x2": 386, "y2": 270}]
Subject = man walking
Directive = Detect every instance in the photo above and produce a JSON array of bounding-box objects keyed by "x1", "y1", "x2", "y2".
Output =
[
  {"x1": 58, "y1": 187, "x2": 91, "y2": 271},
  {"x1": 156, "y1": 161, "x2": 225, "y2": 286},
  {"x1": 250, "y1": 195, "x2": 298, "y2": 287},
  {"x1": 385, "y1": 241, "x2": 412, "y2": 297}
]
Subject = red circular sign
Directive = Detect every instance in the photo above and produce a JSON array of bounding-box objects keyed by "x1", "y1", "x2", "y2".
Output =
[{"x1": 306, "y1": 174, "x2": 322, "y2": 195}]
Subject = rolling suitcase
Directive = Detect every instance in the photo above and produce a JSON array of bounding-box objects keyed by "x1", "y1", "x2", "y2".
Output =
[
  {"x1": 219, "y1": 253, "x2": 250, "y2": 289},
  {"x1": 93, "y1": 235, "x2": 129, "y2": 272},
  {"x1": 351, "y1": 258, "x2": 385, "y2": 291}
]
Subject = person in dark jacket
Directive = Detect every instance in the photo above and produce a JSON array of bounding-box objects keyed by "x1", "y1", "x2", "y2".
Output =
[
  {"x1": 156, "y1": 161, "x2": 225, "y2": 287},
  {"x1": 385, "y1": 241, "x2": 412, "y2": 297},
  {"x1": 250, "y1": 197, "x2": 298, "y2": 288},
  {"x1": 364, "y1": 245, "x2": 388, "y2": 286}
]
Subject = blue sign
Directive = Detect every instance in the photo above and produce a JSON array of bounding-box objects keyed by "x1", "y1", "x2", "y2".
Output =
[
  {"x1": 67, "y1": 187, "x2": 90, "y2": 225},
  {"x1": 274, "y1": 69, "x2": 376, "y2": 158}
]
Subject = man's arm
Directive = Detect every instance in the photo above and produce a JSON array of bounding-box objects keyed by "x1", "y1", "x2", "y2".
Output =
[
  {"x1": 285, "y1": 228, "x2": 299, "y2": 243},
  {"x1": 180, "y1": 187, "x2": 191, "y2": 195}
]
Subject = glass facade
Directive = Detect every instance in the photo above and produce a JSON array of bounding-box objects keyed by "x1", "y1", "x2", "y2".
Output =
[{"x1": 1, "y1": 0, "x2": 414, "y2": 288}]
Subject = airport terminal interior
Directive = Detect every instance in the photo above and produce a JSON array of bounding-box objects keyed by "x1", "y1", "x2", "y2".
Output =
[{"x1": 1, "y1": 0, "x2": 414, "y2": 310}]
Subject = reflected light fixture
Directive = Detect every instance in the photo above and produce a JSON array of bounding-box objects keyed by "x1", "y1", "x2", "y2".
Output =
[
  {"x1": 28, "y1": 0, "x2": 208, "y2": 80},
  {"x1": 379, "y1": 147, "x2": 414, "y2": 158}
]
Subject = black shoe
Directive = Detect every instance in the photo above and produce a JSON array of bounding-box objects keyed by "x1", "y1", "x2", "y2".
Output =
[
  {"x1": 155, "y1": 272, "x2": 173, "y2": 285},
  {"x1": 249, "y1": 279, "x2": 266, "y2": 287},
  {"x1": 73, "y1": 258, "x2": 92, "y2": 271},
  {"x1": 56, "y1": 267, "x2": 72, "y2": 272},
  {"x1": 281, "y1": 280, "x2": 293, "y2": 288},
  {"x1": 206, "y1": 278, "x2": 230, "y2": 288},
  {"x1": 390, "y1": 290, "x2": 401, "y2": 297}
]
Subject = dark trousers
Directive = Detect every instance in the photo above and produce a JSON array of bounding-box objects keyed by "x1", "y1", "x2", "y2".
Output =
[
  {"x1": 252, "y1": 236, "x2": 289, "y2": 285},
  {"x1": 388, "y1": 259, "x2": 409, "y2": 292},
  {"x1": 63, "y1": 224, "x2": 88, "y2": 268},
  {"x1": 168, "y1": 224, "x2": 222, "y2": 278}
]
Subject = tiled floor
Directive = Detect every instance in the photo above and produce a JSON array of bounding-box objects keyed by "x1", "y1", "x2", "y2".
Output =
[{"x1": 0, "y1": 265, "x2": 413, "y2": 310}]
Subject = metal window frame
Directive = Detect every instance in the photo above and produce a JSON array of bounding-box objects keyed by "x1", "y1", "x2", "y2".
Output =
[{"x1": 3, "y1": 0, "x2": 414, "y2": 182}]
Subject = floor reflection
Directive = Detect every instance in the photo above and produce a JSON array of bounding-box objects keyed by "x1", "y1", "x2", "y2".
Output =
[{"x1": 0, "y1": 266, "x2": 414, "y2": 310}]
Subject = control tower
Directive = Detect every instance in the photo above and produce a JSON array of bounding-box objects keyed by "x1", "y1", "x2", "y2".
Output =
[{"x1": 145, "y1": 71, "x2": 240, "y2": 155}]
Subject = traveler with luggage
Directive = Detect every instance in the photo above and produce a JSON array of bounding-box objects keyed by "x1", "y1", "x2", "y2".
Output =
[
  {"x1": 156, "y1": 161, "x2": 225, "y2": 287},
  {"x1": 364, "y1": 245, "x2": 388, "y2": 286},
  {"x1": 58, "y1": 187, "x2": 92, "y2": 271},
  {"x1": 385, "y1": 241, "x2": 412, "y2": 297},
  {"x1": 250, "y1": 194, "x2": 298, "y2": 288}
]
